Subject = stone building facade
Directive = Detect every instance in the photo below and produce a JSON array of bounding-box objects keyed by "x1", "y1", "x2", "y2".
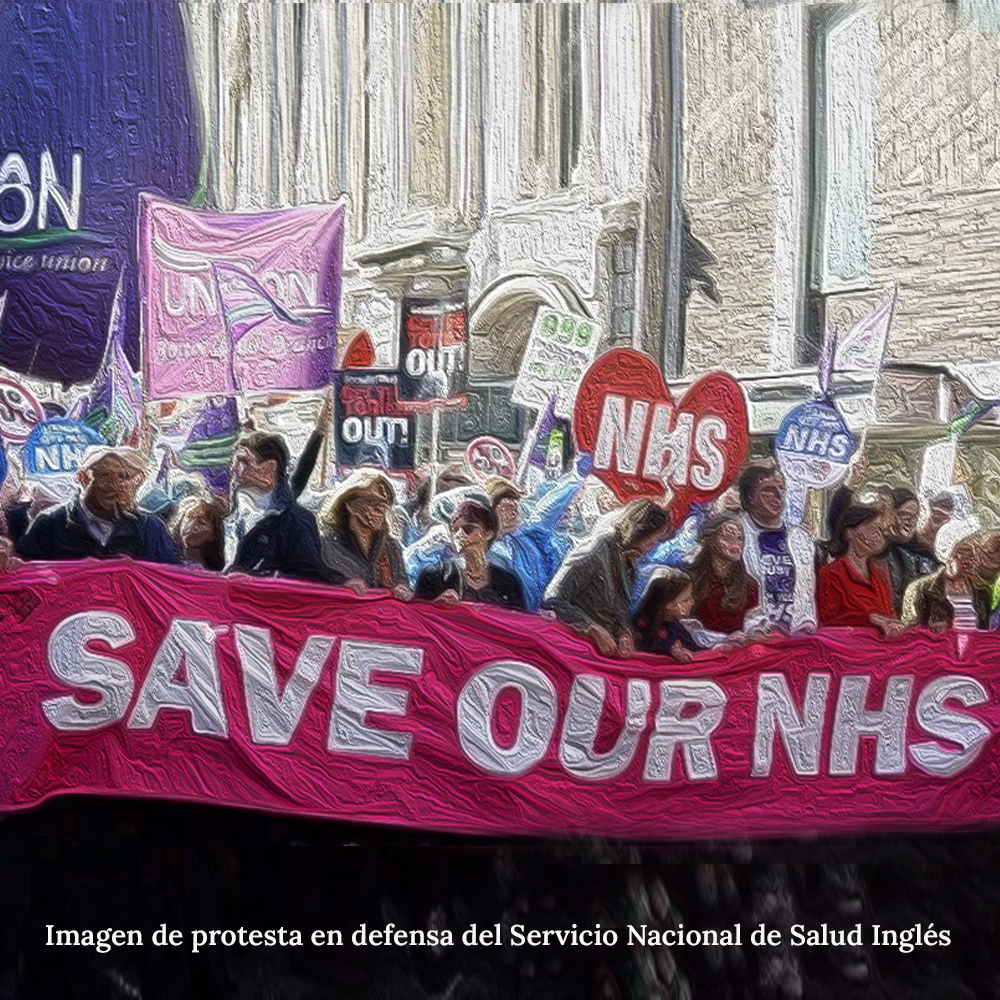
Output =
[
  {"x1": 182, "y1": 1, "x2": 677, "y2": 461},
  {"x1": 183, "y1": 1, "x2": 1000, "y2": 513}
]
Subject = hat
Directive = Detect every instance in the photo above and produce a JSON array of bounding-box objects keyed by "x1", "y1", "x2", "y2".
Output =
[
  {"x1": 78, "y1": 446, "x2": 146, "y2": 475},
  {"x1": 935, "y1": 517, "x2": 981, "y2": 564},
  {"x1": 320, "y1": 468, "x2": 395, "y2": 529},
  {"x1": 930, "y1": 491, "x2": 956, "y2": 512},
  {"x1": 483, "y1": 476, "x2": 523, "y2": 505}
]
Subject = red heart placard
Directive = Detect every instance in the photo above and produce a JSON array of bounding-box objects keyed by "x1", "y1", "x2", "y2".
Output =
[{"x1": 573, "y1": 349, "x2": 749, "y2": 527}]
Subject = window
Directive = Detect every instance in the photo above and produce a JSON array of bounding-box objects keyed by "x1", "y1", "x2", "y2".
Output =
[
  {"x1": 518, "y1": 3, "x2": 583, "y2": 195},
  {"x1": 803, "y1": 7, "x2": 874, "y2": 362},
  {"x1": 608, "y1": 233, "x2": 636, "y2": 345},
  {"x1": 439, "y1": 383, "x2": 525, "y2": 446}
]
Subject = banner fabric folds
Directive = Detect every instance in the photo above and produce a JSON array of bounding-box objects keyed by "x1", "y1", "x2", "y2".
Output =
[{"x1": 2, "y1": 561, "x2": 999, "y2": 839}]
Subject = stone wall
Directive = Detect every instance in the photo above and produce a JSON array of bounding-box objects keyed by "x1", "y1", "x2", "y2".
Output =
[
  {"x1": 681, "y1": 3, "x2": 779, "y2": 376},
  {"x1": 869, "y1": 1, "x2": 1000, "y2": 364}
]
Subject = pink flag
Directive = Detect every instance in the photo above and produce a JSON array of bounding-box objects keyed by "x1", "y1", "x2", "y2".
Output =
[{"x1": 139, "y1": 194, "x2": 344, "y2": 398}]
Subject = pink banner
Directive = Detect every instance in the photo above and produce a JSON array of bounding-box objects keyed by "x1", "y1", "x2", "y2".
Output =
[
  {"x1": 139, "y1": 194, "x2": 344, "y2": 398},
  {"x1": 2, "y1": 560, "x2": 999, "y2": 838}
]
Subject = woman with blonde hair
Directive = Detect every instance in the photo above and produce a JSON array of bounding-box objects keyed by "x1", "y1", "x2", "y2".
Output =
[
  {"x1": 544, "y1": 498, "x2": 670, "y2": 657},
  {"x1": 319, "y1": 469, "x2": 410, "y2": 598}
]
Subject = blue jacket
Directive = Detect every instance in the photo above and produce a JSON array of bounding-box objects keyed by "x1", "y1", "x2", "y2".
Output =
[
  {"x1": 17, "y1": 496, "x2": 181, "y2": 565},
  {"x1": 490, "y1": 475, "x2": 580, "y2": 611}
]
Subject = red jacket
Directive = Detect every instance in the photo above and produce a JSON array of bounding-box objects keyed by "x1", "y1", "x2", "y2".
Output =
[{"x1": 817, "y1": 556, "x2": 894, "y2": 627}]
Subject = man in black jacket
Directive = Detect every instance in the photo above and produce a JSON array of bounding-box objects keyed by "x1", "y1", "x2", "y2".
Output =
[
  {"x1": 15, "y1": 446, "x2": 181, "y2": 565},
  {"x1": 224, "y1": 432, "x2": 329, "y2": 582}
]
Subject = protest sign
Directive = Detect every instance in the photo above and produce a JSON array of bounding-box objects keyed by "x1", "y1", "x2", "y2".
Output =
[
  {"x1": 336, "y1": 372, "x2": 415, "y2": 471},
  {"x1": 21, "y1": 417, "x2": 102, "y2": 476},
  {"x1": 398, "y1": 298, "x2": 468, "y2": 401},
  {"x1": 574, "y1": 349, "x2": 749, "y2": 526},
  {"x1": 512, "y1": 308, "x2": 602, "y2": 419},
  {"x1": 0, "y1": 376, "x2": 44, "y2": 444},
  {"x1": 466, "y1": 436, "x2": 516, "y2": 482},
  {"x1": 0, "y1": 3, "x2": 199, "y2": 384},
  {"x1": 2, "y1": 560, "x2": 999, "y2": 839},
  {"x1": 139, "y1": 195, "x2": 344, "y2": 398},
  {"x1": 920, "y1": 438, "x2": 958, "y2": 501},
  {"x1": 774, "y1": 398, "x2": 857, "y2": 523}
]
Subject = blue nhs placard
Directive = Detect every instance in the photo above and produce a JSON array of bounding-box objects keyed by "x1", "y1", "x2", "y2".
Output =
[
  {"x1": 22, "y1": 418, "x2": 102, "y2": 476},
  {"x1": 775, "y1": 399, "x2": 856, "y2": 464}
]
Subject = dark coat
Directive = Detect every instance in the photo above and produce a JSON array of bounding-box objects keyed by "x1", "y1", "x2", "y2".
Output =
[
  {"x1": 415, "y1": 559, "x2": 525, "y2": 611},
  {"x1": 877, "y1": 541, "x2": 939, "y2": 615},
  {"x1": 544, "y1": 532, "x2": 634, "y2": 640},
  {"x1": 321, "y1": 527, "x2": 406, "y2": 589},
  {"x1": 230, "y1": 489, "x2": 327, "y2": 583},
  {"x1": 17, "y1": 496, "x2": 181, "y2": 565}
]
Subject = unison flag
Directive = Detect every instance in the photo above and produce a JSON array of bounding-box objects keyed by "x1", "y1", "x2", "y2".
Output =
[{"x1": 139, "y1": 195, "x2": 344, "y2": 398}]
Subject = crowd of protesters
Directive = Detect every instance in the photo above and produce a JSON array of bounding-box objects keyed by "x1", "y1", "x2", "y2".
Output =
[{"x1": 3, "y1": 417, "x2": 1000, "y2": 660}]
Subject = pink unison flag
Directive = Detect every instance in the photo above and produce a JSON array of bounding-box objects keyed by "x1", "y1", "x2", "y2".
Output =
[
  {"x1": 139, "y1": 194, "x2": 344, "y2": 398},
  {"x1": 2, "y1": 560, "x2": 1000, "y2": 839}
]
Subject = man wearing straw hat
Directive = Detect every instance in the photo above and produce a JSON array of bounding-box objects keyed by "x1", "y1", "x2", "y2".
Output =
[{"x1": 17, "y1": 445, "x2": 180, "y2": 564}]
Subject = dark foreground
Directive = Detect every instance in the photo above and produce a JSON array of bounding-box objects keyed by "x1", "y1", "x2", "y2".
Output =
[{"x1": 1, "y1": 797, "x2": 997, "y2": 999}]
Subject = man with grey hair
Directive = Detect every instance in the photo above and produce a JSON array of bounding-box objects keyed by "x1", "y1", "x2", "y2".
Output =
[{"x1": 16, "y1": 446, "x2": 180, "y2": 564}]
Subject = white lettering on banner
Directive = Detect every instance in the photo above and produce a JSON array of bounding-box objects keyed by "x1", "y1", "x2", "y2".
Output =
[
  {"x1": 457, "y1": 662, "x2": 558, "y2": 776},
  {"x1": 160, "y1": 267, "x2": 319, "y2": 320},
  {"x1": 0, "y1": 149, "x2": 82, "y2": 234},
  {"x1": 234, "y1": 626, "x2": 335, "y2": 746},
  {"x1": 558, "y1": 676, "x2": 651, "y2": 780},
  {"x1": 593, "y1": 395, "x2": 648, "y2": 475},
  {"x1": 909, "y1": 676, "x2": 991, "y2": 777},
  {"x1": 594, "y1": 397, "x2": 728, "y2": 490},
  {"x1": 128, "y1": 619, "x2": 229, "y2": 736},
  {"x1": 341, "y1": 416, "x2": 409, "y2": 447},
  {"x1": 404, "y1": 345, "x2": 465, "y2": 378},
  {"x1": 43, "y1": 612, "x2": 135, "y2": 731},
  {"x1": 644, "y1": 681, "x2": 727, "y2": 782},
  {"x1": 328, "y1": 640, "x2": 424, "y2": 761},
  {"x1": 752, "y1": 673, "x2": 832, "y2": 777},
  {"x1": 829, "y1": 675, "x2": 914, "y2": 776},
  {"x1": 37, "y1": 614, "x2": 995, "y2": 782}
]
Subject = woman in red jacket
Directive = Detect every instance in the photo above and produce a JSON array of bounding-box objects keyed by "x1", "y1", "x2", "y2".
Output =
[{"x1": 817, "y1": 505, "x2": 905, "y2": 637}]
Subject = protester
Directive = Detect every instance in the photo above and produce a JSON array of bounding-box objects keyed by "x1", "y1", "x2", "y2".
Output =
[
  {"x1": 978, "y1": 531, "x2": 1000, "y2": 629},
  {"x1": 545, "y1": 498, "x2": 669, "y2": 657},
  {"x1": 289, "y1": 390, "x2": 333, "y2": 499},
  {"x1": 414, "y1": 498, "x2": 524, "y2": 610},
  {"x1": 914, "y1": 491, "x2": 955, "y2": 560},
  {"x1": 403, "y1": 482, "x2": 492, "y2": 588},
  {"x1": 632, "y1": 567, "x2": 702, "y2": 662},
  {"x1": 901, "y1": 520, "x2": 990, "y2": 631},
  {"x1": 319, "y1": 469, "x2": 410, "y2": 598},
  {"x1": 16, "y1": 446, "x2": 181, "y2": 565},
  {"x1": 224, "y1": 432, "x2": 327, "y2": 581},
  {"x1": 878, "y1": 487, "x2": 940, "y2": 613},
  {"x1": 484, "y1": 470, "x2": 581, "y2": 612},
  {"x1": 169, "y1": 494, "x2": 227, "y2": 571},
  {"x1": 817, "y1": 505, "x2": 903, "y2": 636},
  {"x1": 738, "y1": 465, "x2": 816, "y2": 632},
  {"x1": 0, "y1": 535, "x2": 22, "y2": 573},
  {"x1": 688, "y1": 514, "x2": 761, "y2": 634}
]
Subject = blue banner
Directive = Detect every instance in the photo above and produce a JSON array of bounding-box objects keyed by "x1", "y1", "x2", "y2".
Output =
[{"x1": 0, "y1": 2, "x2": 200, "y2": 384}]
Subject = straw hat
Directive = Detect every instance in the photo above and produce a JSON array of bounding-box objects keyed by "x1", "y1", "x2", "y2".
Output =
[
  {"x1": 482, "y1": 475, "x2": 524, "y2": 506},
  {"x1": 320, "y1": 468, "x2": 395, "y2": 529}
]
